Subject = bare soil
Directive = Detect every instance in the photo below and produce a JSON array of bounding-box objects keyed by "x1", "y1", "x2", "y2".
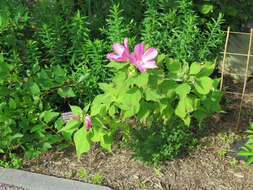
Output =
[{"x1": 22, "y1": 79, "x2": 253, "y2": 190}]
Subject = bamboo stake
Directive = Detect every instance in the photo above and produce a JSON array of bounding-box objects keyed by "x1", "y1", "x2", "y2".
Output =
[
  {"x1": 220, "y1": 27, "x2": 230, "y2": 90},
  {"x1": 236, "y1": 29, "x2": 253, "y2": 130}
]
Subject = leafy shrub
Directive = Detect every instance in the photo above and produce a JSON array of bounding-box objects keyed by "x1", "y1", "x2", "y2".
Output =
[
  {"x1": 63, "y1": 39, "x2": 222, "y2": 162},
  {"x1": 125, "y1": 120, "x2": 196, "y2": 165}
]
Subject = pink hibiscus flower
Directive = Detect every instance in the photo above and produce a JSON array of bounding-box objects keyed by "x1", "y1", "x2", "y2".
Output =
[
  {"x1": 129, "y1": 44, "x2": 158, "y2": 72},
  {"x1": 106, "y1": 38, "x2": 130, "y2": 62}
]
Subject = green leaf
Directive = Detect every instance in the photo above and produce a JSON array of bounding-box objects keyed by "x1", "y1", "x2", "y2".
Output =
[
  {"x1": 167, "y1": 59, "x2": 181, "y2": 73},
  {"x1": 41, "y1": 111, "x2": 59, "y2": 123},
  {"x1": 199, "y1": 4, "x2": 213, "y2": 14},
  {"x1": 195, "y1": 77, "x2": 213, "y2": 95},
  {"x1": 59, "y1": 120, "x2": 80, "y2": 141},
  {"x1": 70, "y1": 105, "x2": 83, "y2": 117},
  {"x1": 25, "y1": 81, "x2": 41, "y2": 95},
  {"x1": 175, "y1": 84, "x2": 191, "y2": 98},
  {"x1": 197, "y1": 61, "x2": 215, "y2": 77},
  {"x1": 54, "y1": 65, "x2": 66, "y2": 77},
  {"x1": 108, "y1": 105, "x2": 116, "y2": 117},
  {"x1": 77, "y1": 73, "x2": 90, "y2": 83},
  {"x1": 98, "y1": 83, "x2": 114, "y2": 92},
  {"x1": 57, "y1": 87, "x2": 76, "y2": 98},
  {"x1": 91, "y1": 126, "x2": 105, "y2": 142},
  {"x1": 133, "y1": 72, "x2": 149, "y2": 88},
  {"x1": 91, "y1": 94, "x2": 111, "y2": 116},
  {"x1": 237, "y1": 151, "x2": 253, "y2": 156},
  {"x1": 246, "y1": 156, "x2": 253, "y2": 165},
  {"x1": 145, "y1": 88, "x2": 161, "y2": 102},
  {"x1": 100, "y1": 134, "x2": 112, "y2": 152},
  {"x1": 106, "y1": 61, "x2": 128, "y2": 69},
  {"x1": 175, "y1": 96, "x2": 198, "y2": 126},
  {"x1": 9, "y1": 98, "x2": 16, "y2": 109},
  {"x1": 74, "y1": 128, "x2": 91, "y2": 160},
  {"x1": 189, "y1": 62, "x2": 201, "y2": 75}
]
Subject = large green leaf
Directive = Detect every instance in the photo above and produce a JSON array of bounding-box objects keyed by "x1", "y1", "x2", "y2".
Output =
[
  {"x1": 41, "y1": 111, "x2": 59, "y2": 123},
  {"x1": 195, "y1": 77, "x2": 213, "y2": 95},
  {"x1": 74, "y1": 128, "x2": 91, "y2": 160},
  {"x1": 59, "y1": 120, "x2": 80, "y2": 141},
  {"x1": 100, "y1": 134, "x2": 112, "y2": 152},
  {"x1": 70, "y1": 105, "x2": 83, "y2": 117},
  {"x1": 175, "y1": 83, "x2": 191, "y2": 98},
  {"x1": 189, "y1": 62, "x2": 201, "y2": 75}
]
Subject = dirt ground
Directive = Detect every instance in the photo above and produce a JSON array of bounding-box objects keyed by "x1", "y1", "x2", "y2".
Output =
[{"x1": 22, "y1": 79, "x2": 253, "y2": 190}]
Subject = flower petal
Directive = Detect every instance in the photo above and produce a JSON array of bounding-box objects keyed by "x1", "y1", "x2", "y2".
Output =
[
  {"x1": 134, "y1": 44, "x2": 145, "y2": 60},
  {"x1": 143, "y1": 61, "x2": 158, "y2": 69},
  {"x1": 112, "y1": 43, "x2": 125, "y2": 55},
  {"x1": 124, "y1": 38, "x2": 128, "y2": 48},
  {"x1": 106, "y1": 53, "x2": 125, "y2": 61},
  {"x1": 85, "y1": 116, "x2": 92, "y2": 130},
  {"x1": 142, "y1": 48, "x2": 158, "y2": 62},
  {"x1": 135, "y1": 63, "x2": 147, "y2": 72}
]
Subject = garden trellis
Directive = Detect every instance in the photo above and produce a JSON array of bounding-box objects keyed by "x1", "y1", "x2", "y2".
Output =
[{"x1": 220, "y1": 27, "x2": 253, "y2": 129}]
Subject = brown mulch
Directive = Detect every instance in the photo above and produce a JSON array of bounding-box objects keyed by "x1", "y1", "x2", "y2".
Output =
[{"x1": 22, "y1": 80, "x2": 253, "y2": 190}]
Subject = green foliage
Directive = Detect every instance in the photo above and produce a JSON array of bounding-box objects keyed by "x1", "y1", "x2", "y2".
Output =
[
  {"x1": 237, "y1": 123, "x2": 253, "y2": 166},
  {"x1": 0, "y1": 51, "x2": 80, "y2": 158},
  {"x1": 141, "y1": 0, "x2": 224, "y2": 64},
  {"x1": 125, "y1": 121, "x2": 196, "y2": 165},
  {"x1": 0, "y1": 0, "x2": 225, "y2": 162},
  {"x1": 83, "y1": 46, "x2": 221, "y2": 162},
  {"x1": 193, "y1": 0, "x2": 253, "y2": 30},
  {"x1": 0, "y1": 153, "x2": 23, "y2": 169}
]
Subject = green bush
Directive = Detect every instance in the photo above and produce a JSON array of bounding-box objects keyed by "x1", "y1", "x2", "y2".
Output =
[{"x1": 125, "y1": 120, "x2": 196, "y2": 165}]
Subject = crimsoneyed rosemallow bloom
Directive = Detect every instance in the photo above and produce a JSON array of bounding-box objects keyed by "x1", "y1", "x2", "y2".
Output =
[
  {"x1": 70, "y1": 115, "x2": 79, "y2": 120},
  {"x1": 129, "y1": 44, "x2": 158, "y2": 72},
  {"x1": 106, "y1": 38, "x2": 130, "y2": 62},
  {"x1": 84, "y1": 116, "x2": 92, "y2": 130}
]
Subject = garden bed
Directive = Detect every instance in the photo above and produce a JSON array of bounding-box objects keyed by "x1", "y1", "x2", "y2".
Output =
[{"x1": 22, "y1": 86, "x2": 253, "y2": 190}]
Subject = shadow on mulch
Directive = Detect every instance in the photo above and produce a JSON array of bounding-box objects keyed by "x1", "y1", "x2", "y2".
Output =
[{"x1": 22, "y1": 79, "x2": 253, "y2": 190}]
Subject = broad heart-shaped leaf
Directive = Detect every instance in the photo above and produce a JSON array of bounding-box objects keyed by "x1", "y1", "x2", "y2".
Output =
[
  {"x1": 117, "y1": 88, "x2": 142, "y2": 119},
  {"x1": 70, "y1": 105, "x2": 83, "y2": 117},
  {"x1": 195, "y1": 76, "x2": 213, "y2": 95},
  {"x1": 98, "y1": 83, "x2": 114, "y2": 93},
  {"x1": 197, "y1": 61, "x2": 215, "y2": 77},
  {"x1": 144, "y1": 87, "x2": 161, "y2": 102},
  {"x1": 100, "y1": 134, "x2": 112, "y2": 152},
  {"x1": 74, "y1": 127, "x2": 91, "y2": 160},
  {"x1": 40, "y1": 111, "x2": 59, "y2": 123},
  {"x1": 189, "y1": 62, "x2": 201, "y2": 75},
  {"x1": 133, "y1": 72, "x2": 149, "y2": 88},
  {"x1": 175, "y1": 96, "x2": 199, "y2": 126},
  {"x1": 91, "y1": 94, "x2": 112, "y2": 116},
  {"x1": 175, "y1": 83, "x2": 191, "y2": 99},
  {"x1": 90, "y1": 126, "x2": 106, "y2": 142},
  {"x1": 57, "y1": 87, "x2": 76, "y2": 98}
]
